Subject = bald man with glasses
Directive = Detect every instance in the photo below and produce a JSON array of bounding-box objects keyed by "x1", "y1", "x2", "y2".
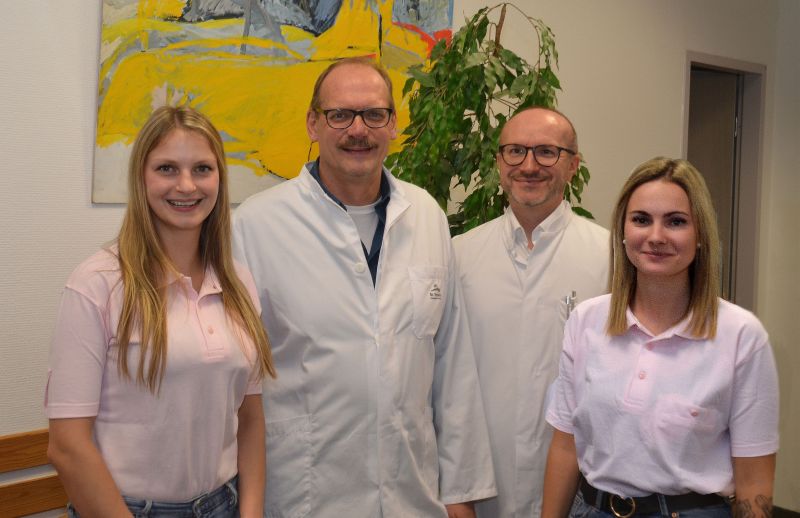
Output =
[{"x1": 453, "y1": 107, "x2": 609, "y2": 518}]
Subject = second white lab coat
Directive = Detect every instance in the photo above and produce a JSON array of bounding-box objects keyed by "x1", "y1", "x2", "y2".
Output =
[
  {"x1": 453, "y1": 202, "x2": 609, "y2": 518},
  {"x1": 232, "y1": 165, "x2": 496, "y2": 517}
]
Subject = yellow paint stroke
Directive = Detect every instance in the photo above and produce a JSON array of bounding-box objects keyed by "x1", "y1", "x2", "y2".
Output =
[
  {"x1": 138, "y1": 0, "x2": 185, "y2": 19},
  {"x1": 97, "y1": 0, "x2": 434, "y2": 182}
]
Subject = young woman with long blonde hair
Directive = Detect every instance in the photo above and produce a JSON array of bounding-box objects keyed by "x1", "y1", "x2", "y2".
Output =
[{"x1": 46, "y1": 105, "x2": 275, "y2": 517}]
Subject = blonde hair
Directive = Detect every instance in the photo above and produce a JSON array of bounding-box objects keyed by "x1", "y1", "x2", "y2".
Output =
[
  {"x1": 607, "y1": 157, "x2": 720, "y2": 338},
  {"x1": 116, "y1": 105, "x2": 275, "y2": 391}
]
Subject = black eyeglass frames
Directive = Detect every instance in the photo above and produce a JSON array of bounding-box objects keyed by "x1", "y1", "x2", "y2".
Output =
[
  {"x1": 498, "y1": 144, "x2": 576, "y2": 167},
  {"x1": 317, "y1": 108, "x2": 394, "y2": 129}
]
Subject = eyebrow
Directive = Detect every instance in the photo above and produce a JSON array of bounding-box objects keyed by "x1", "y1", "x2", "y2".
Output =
[{"x1": 628, "y1": 209, "x2": 690, "y2": 217}]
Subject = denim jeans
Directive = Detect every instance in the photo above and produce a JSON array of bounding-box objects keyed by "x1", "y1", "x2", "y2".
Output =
[
  {"x1": 67, "y1": 475, "x2": 239, "y2": 518},
  {"x1": 570, "y1": 489, "x2": 733, "y2": 518}
]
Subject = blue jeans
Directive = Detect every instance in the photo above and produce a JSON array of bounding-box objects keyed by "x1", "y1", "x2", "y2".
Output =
[
  {"x1": 67, "y1": 475, "x2": 239, "y2": 518},
  {"x1": 570, "y1": 490, "x2": 732, "y2": 518}
]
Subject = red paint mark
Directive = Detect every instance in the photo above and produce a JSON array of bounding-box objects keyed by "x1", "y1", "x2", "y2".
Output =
[{"x1": 393, "y1": 22, "x2": 452, "y2": 55}]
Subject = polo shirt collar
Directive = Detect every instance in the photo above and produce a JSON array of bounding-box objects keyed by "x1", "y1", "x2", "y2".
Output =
[
  {"x1": 625, "y1": 306, "x2": 700, "y2": 340},
  {"x1": 165, "y1": 265, "x2": 222, "y2": 297}
]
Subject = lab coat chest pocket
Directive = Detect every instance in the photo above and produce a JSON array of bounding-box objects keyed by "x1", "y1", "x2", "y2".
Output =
[{"x1": 408, "y1": 265, "x2": 448, "y2": 339}]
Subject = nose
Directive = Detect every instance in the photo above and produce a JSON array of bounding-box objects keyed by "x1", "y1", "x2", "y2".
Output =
[
  {"x1": 176, "y1": 170, "x2": 197, "y2": 193},
  {"x1": 648, "y1": 224, "x2": 666, "y2": 244},
  {"x1": 517, "y1": 148, "x2": 540, "y2": 174},
  {"x1": 347, "y1": 114, "x2": 369, "y2": 137}
]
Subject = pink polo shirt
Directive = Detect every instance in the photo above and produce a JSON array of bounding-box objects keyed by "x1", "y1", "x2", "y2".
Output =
[
  {"x1": 546, "y1": 294, "x2": 779, "y2": 497},
  {"x1": 46, "y1": 248, "x2": 263, "y2": 502}
]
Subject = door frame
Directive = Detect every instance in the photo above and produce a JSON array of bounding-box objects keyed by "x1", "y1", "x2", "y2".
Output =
[{"x1": 682, "y1": 51, "x2": 766, "y2": 312}]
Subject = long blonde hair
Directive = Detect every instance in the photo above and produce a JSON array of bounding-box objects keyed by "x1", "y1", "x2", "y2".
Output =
[
  {"x1": 607, "y1": 157, "x2": 720, "y2": 338},
  {"x1": 116, "y1": 105, "x2": 275, "y2": 391}
]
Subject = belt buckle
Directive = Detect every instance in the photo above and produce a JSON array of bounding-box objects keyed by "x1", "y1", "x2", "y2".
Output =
[{"x1": 609, "y1": 494, "x2": 636, "y2": 518}]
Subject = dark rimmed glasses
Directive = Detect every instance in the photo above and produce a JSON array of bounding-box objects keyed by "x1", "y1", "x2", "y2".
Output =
[
  {"x1": 498, "y1": 144, "x2": 576, "y2": 167},
  {"x1": 317, "y1": 108, "x2": 394, "y2": 129}
]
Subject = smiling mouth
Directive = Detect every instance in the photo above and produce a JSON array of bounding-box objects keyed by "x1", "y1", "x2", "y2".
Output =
[
  {"x1": 168, "y1": 200, "x2": 201, "y2": 207},
  {"x1": 513, "y1": 174, "x2": 548, "y2": 182}
]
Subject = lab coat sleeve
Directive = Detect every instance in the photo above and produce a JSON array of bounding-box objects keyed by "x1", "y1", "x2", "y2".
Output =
[
  {"x1": 231, "y1": 210, "x2": 249, "y2": 269},
  {"x1": 431, "y1": 241, "x2": 497, "y2": 504}
]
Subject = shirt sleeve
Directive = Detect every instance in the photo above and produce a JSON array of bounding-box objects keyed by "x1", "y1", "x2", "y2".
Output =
[
  {"x1": 431, "y1": 236, "x2": 497, "y2": 505},
  {"x1": 729, "y1": 324, "x2": 780, "y2": 457},
  {"x1": 45, "y1": 286, "x2": 110, "y2": 418}
]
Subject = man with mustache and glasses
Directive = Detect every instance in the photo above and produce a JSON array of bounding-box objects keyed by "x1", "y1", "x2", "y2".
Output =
[
  {"x1": 232, "y1": 58, "x2": 495, "y2": 518},
  {"x1": 453, "y1": 107, "x2": 609, "y2": 518}
]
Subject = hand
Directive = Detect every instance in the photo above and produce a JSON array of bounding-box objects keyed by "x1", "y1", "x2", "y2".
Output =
[{"x1": 446, "y1": 502, "x2": 476, "y2": 518}]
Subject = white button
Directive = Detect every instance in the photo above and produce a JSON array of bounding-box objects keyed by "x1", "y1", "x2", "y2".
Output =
[
  {"x1": 638, "y1": 371, "x2": 646, "y2": 380},
  {"x1": 207, "y1": 326, "x2": 214, "y2": 335},
  {"x1": 646, "y1": 343, "x2": 654, "y2": 351},
  {"x1": 690, "y1": 410, "x2": 699, "y2": 417},
  {"x1": 354, "y1": 262, "x2": 367, "y2": 273}
]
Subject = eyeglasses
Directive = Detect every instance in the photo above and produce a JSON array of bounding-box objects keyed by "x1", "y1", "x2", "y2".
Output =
[
  {"x1": 317, "y1": 108, "x2": 394, "y2": 129},
  {"x1": 498, "y1": 144, "x2": 576, "y2": 167}
]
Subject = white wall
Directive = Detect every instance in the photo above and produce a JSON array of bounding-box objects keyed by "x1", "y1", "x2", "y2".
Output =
[
  {"x1": 1, "y1": 1, "x2": 125, "y2": 436},
  {"x1": 1, "y1": 0, "x2": 797, "y2": 509},
  {"x1": 763, "y1": 0, "x2": 800, "y2": 505}
]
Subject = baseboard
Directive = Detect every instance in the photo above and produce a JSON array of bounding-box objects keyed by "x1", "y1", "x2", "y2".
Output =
[{"x1": 776, "y1": 506, "x2": 800, "y2": 518}]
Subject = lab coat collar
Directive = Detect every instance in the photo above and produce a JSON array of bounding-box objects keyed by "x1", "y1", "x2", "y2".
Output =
[
  {"x1": 501, "y1": 200, "x2": 573, "y2": 253},
  {"x1": 298, "y1": 161, "x2": 410, "y2": 232},
  {"x1": 305, "y1": 159, "x2": 391, "y2": 211}
]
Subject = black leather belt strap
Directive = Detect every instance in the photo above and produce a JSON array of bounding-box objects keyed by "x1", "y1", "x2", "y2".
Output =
[{"x1": 578, "y1": 474, "x2": 728, "y2": 516}]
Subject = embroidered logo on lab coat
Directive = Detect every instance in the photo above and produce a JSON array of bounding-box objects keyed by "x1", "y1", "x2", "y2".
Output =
[{"x1": 429, "y1": 283, "x2": 442, "y2": 300}]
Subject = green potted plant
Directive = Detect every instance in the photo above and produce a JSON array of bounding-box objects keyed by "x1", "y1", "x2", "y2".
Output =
[{"x1": 386, "y1": 3, "x2": 592, "y2": 235}]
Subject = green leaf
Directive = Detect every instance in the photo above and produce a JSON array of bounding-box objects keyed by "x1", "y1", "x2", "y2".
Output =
[
  {"x1": 572, "y1": 206, "x2": 594, "y2": 219},
  {"x1": 401, "y1": 76, "x2": 417, "y2": 98},
  {"x1": 408, "y1": 66, "x2": 435, "y2": 88},
  {"x1": 463, "y1": 52, "x2": 487, "y2": 69},
  {"x1": 430, "y1": 38, "x2": 448, "y2": 61},
  {"x1": 541, "y1": 66, "x2": 561, "y2": 89}
]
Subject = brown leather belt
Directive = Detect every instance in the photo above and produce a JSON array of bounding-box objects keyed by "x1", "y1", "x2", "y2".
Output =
[{"x1": 579, "y1": 474, "x2": 729, "y2": 517}]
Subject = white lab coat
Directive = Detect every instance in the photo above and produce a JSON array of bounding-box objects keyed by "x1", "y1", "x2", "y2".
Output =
[
  {"x1": 232, "y1": 165, "x2": 496, "y2": 518},
  {"x1": 453, "y1": 202, "x2": 609, "y2": 518}
]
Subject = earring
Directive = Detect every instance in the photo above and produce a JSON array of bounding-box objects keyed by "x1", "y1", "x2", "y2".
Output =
[
  {"x1": 697, "y1": 243, "x2": 701, "y2": 249},
  {"x1": 622, "y1": 238, "x2": 627, "y2": 245}
]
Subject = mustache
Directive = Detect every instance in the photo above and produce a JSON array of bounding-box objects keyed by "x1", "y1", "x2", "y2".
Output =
[{"x1": 341, "y1": 137, "x2": 374, "y2": 148}]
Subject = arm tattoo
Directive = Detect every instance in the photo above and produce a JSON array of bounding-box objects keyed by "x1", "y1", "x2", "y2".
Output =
[
  {"x1": 733, "y1": 496, "x2": 773, "y2": 518},
  {"x1": 733, "y1": 499, "x2": 755, "y2": 518},
  {"x1": 756, "y1": 495, "x2": 773, "y2": 517}
]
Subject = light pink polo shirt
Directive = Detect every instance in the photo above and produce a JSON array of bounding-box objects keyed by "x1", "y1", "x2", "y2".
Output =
[
  {"x1": 546, "y1": 294, "x2": 779, "y2": 497},
  {"x1": 46, "y1": 248, "x2": 263, "y2": 502}
]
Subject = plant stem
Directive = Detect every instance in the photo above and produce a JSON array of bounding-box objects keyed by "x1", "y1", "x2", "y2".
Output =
[{"x1": 493, "y1": 4, "x2": 507, "y2": 55}]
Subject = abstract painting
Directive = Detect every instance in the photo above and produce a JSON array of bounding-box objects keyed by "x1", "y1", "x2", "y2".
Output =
[{"x1": 93, "y1": 0, "x2": 453, "y2": 202}]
